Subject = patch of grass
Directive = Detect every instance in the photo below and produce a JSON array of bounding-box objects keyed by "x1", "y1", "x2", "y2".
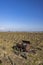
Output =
[{"x1": 0, "y1": 32, "x2": 43, "y2": 65}]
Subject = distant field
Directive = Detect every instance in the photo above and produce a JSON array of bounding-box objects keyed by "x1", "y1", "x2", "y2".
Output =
[{"x1": 0, "y1": 32, "x2": 43, "y2": 65}]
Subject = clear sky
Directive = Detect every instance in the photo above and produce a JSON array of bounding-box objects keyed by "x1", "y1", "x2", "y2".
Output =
[{"x1": 0, "y1": 0, "x2": 43, "y2": 31}]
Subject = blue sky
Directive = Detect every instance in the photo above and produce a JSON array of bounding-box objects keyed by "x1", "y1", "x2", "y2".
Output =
[{"x1": 0, "y1": 0, "x2": 43, "y2": 31}]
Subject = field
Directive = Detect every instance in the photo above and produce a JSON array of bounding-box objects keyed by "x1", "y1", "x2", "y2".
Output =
[{"x1": 0, "y1": 32, "x2": 43, "y2": 65}]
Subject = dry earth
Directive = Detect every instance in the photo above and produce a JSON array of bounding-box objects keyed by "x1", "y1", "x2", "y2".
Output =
[{"x1": 0, "y1": 32, "x2": 43, "y2": 65}]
